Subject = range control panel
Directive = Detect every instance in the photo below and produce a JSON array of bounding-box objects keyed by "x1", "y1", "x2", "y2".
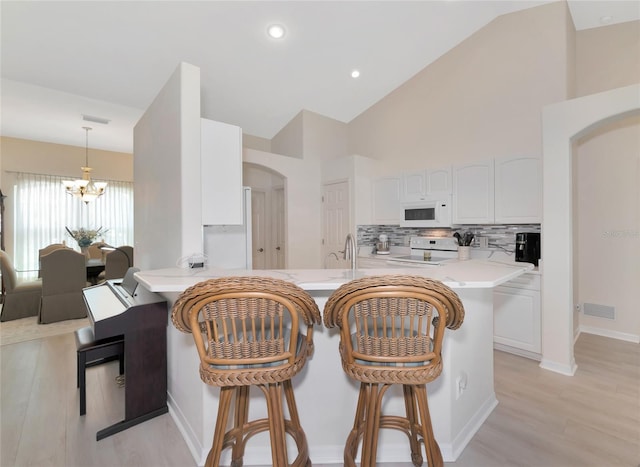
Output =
[{"x1": 409, "y1": 236, "x2": 458, "y2": 252}]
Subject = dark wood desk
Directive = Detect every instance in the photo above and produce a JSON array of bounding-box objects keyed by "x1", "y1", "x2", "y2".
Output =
[{"x1": 86, "y1": 259, "x2": 105, "y2": 284}]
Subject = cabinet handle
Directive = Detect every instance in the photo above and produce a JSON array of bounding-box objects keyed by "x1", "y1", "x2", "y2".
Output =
[
  {"x1": 276, "y1": 246, "x2": 281, "y2": 251},
  {"x1": 258, "y1": 248, "x2": 264, "y2": 252}
]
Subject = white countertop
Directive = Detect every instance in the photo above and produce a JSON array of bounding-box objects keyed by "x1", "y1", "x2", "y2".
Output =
[
  {"x1": 359, "y1": 248, "x2": 541, "y2": 275},
  {"x1": 135, "y1": 259, "x2": 533, "y2": 293}
]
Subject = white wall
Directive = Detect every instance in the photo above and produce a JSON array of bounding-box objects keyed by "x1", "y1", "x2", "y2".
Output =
[
  {"x1": 541, "y1": 84, "x2": 640, "y2": 375},
  {"x1": 133, "y1": 62, "x2": 202, "y2": 271},
  {"x1": 575, "y1": 115, "x2": 640, "y2": 341},
  {"x1": 244, "y1": 148, "x2": 322, "y2": 268}
]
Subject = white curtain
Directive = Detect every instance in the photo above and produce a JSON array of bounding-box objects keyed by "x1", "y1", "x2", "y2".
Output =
[{"x1": 14, "y1": 172, "x2": 134, "y2": 273}]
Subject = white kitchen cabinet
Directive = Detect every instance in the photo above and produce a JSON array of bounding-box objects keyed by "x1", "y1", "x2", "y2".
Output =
[
  {"x1": 201, "y1": 118, "x2": 243, "y2": 225},
  {"x1": 402, "y1": 170, "x2": 427, "y2": 201},
  {"x1": 494, "y1": 156, "x2": 541, "y2": 223},
  {"x1": 493, "y1": 273, "x2": 541, "y2": 359},
  {"x1": 372, "y1": 176, "x2": 402, "y2": 224},
  {"x1": 427, "y1": 166, "x2": 452, "y2": 195},
  {"x1": 402, "y1": 166, "x2": 452, "y2": 202},
  {"x1": 452, "y1": 160, "x2": 494, "y2": 224}
]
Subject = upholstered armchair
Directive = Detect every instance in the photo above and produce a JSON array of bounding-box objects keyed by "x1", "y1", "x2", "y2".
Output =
[
  {"x1": 38, "y1": 249, "x2": 89, "y2": 324},
  {"x1": 0, "y1": 251, "x2": 42, "y2": 322},
  {"x1": 103, "y1": 246, "x2": 133, "y2": 280}
]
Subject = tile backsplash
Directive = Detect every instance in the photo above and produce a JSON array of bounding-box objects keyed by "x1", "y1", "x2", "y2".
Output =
[{"x1": 357, "y1": 224, "x2": 541, "y2": 254}]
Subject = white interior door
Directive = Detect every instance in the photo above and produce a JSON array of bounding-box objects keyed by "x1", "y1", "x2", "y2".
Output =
[
  {"x1": 322, "y1": 181, "x2": 350, "y2": 268},
  {"x1": 272, "y1": 187, "x2": 285, "y2": 268},
  {"x1": 251, "y1": 189, "x2": 267, "y2": 269}
]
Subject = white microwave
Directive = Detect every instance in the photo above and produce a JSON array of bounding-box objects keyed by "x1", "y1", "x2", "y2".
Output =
[{"x1": 400, "y1": 196, "x2": 452, "y2": 228}]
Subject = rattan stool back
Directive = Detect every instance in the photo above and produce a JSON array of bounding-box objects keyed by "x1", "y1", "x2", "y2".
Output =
[
  {"x1": 171, "y1": 276, "x2": 321, "y2": 467},
  {"x1": 323, "y1": 275, "x2": 465, "y2": 467}
]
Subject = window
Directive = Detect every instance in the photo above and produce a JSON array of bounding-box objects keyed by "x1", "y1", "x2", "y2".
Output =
[{"x1": 14, "y1": 172, "x2": 134, "y2": 274}]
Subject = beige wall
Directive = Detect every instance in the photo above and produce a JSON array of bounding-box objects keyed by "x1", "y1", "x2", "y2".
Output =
[
  {"x1": 1, "y1": 136, "x2": 133, "y2": 181},
  {"x1": 242, "y1": 133, "x2": 271, "y2": 153},
  {"x1": 574, "y1": 20, "x2": 640, "y2": 340},
  {"x1": 0, "y1": 136, "x2": 133, "y2": 256},
  {"x1": 271, "y1": 109, "x2": 348, "y2": 162},
  {"x1": 576, "y1": 20, "x2": 640, "y2": 97},
  {"x1": 271, "y1": 111, "x2": 304, "y2": 158},
  {"x1": 347, "y1": 1, "x2": 571, "y2": 169}
]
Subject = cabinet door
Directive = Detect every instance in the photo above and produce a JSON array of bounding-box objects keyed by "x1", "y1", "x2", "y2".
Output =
[
  {"x1": 493, "y1": 286, "x2": 541, "y2": 354},
  {"x1": 426, "y1": 166, "x2": 452, "y2": 195},
  {"x1": 495, "y1": 156, "x2": 541, "y2": 224},
  {"x1": 452, "y1": 160, "x2": 494, "y2": 224},
  {"x1": 201, "y1": 119, "x2": 243, "y2": 225},
  {"x1": 372, "y1": 177, "x2": 401, "y2": 224},
  {"x1": 402, "y1": 171, "x2": 427, "y2": 201}
]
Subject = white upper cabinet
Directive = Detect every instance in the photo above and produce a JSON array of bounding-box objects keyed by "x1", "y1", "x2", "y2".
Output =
[
  {"x1": 426, "y1": 166, "x2": 452, "y2": 195},
  {"x1": 453, "y1": 156, "x2": 541, "y2": 225},
  {"x1": 201, "y1": 118, "x2": 243, "y2": 225},
  {"x1": 401, "y1": 166, "x2": 452, "y2": 201},
  {"x1": 402, "y1": 170, "x2": 427, "y2": 201},
  {"x1": 494, "y1": 156, "x2": 541, "y2": 224},
  {"x1": 372, "y1": 176, "x2": 402, "y2": 224},
  {"x1": 453, "y1": 160, "x2": 495, "y2": 224}
]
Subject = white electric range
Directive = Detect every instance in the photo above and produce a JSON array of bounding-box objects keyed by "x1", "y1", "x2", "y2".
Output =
[{"x1": 386, "y1": 236, "x2": 459, "y2": 266}]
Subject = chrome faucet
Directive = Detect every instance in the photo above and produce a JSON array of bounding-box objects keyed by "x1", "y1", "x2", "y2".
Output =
[
  {"x1": 342, "y1": 233, "x2": 357, "y2": 270},
  {"x1": 324, "y1": 252, "x2": 339, "y2": 269}
]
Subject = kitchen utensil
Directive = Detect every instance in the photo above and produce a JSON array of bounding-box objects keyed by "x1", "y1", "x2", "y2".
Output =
[
  {"x1": 463, "y1": 232, "x2": 474, "y2": 246},
  {"x1": 453, "y1": 232, "x2": 462, "y2": 246}
]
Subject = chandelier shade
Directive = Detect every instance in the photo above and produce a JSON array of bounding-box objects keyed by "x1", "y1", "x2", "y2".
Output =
[{"x1": 62, "y1": 127, "x2": 107, "y2": 204}]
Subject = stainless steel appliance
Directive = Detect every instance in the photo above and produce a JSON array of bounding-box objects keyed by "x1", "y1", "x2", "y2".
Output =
[
  {"x1": 515, "y1": 232, "x2": 540, "y2": 266},
  {"x1": 400, "y1": 196, "x2": 452, "y2": 228},
  {"x1": 386, "y1": 236, "x2": 458, "y2": 266}
]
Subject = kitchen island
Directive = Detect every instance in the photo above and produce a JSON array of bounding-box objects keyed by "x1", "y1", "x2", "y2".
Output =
[{"x1": 135, "y1": 260, "x2": 532, "y2": 466}]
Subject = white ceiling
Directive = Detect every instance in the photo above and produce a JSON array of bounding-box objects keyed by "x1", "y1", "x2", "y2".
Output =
[{"x1": 1, "y1": 1, "x2": 638, "y2": 154}]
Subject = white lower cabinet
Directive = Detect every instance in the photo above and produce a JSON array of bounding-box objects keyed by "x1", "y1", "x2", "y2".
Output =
[{"x1": 493, "y1": 273, "x2": 541, "y2": 360}]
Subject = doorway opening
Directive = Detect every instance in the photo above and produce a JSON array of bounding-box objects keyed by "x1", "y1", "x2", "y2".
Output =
[{"x1": 243, "y1": 163, "x2": 286, "y2": 269}]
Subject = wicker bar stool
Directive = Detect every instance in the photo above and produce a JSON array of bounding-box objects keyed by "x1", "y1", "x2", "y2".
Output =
[
  {"x1": 323, "y1": 275, "x2": 465, "y2": 467},
  {"x1": 171, "y1": 276, "x2": 321, "y2": 467}
]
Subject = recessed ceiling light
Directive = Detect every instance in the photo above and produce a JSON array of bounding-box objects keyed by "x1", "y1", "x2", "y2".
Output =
[
  {"x1": 267, "y1": 24, "x2": 286, "y2": 39},
  {"x1": 351, "y1": 70, "x2": 360, "y2": 79},
  {"x1": 600, "y1": 15, "x2": 613, "y2": 24}
]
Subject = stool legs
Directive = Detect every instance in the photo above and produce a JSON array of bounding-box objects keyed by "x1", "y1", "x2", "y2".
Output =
[
  {"x1": 206, "y1": 386, "x2": 234, "y2": 467},
  {"x1": 206, "y1": 381, "x2": 310, "y2": 467},
  {"x1": 344, "y1": 383, "x2": 443, "y2": 467},
  {"x1": 414, "y1": 385, "x2": 443, "y2": 467}
]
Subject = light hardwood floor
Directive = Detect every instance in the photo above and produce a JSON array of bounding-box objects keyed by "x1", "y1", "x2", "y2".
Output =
[{"x1": 1, "y1": 332, "x2": 638, "y2": 466}]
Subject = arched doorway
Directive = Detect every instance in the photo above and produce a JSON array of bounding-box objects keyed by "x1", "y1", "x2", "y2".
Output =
[
  {"x1": 541, "y1": 84, "x2": 640, "y2": 375},
  {"x1": 243, "y1": 163, "x2": 286, "y2": 269}
]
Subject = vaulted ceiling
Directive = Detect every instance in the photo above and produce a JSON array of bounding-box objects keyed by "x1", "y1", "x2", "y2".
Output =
[{"x1": 1, "y1": 1, "x2": 638, "y2": 153}]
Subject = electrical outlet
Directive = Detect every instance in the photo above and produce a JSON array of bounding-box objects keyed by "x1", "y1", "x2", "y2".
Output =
[{"x1": 455, "y1": 372, "x2": 468, "y2": 400}]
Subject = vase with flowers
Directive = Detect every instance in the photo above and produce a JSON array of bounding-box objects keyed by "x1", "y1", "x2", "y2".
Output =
[{"x1": 65, "y1": 227, "x2": 108, "y2": 256}]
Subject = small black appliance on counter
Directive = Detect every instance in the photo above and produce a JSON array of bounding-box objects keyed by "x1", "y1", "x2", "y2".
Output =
[{"x1": 515, "y1": 232, "x2": 540, "y2": 266}]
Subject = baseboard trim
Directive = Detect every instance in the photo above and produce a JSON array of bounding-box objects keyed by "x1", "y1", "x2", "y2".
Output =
[
  {"x1": 167, "y1": 392, "x2": 206, "y2": 466},
  {"x1": 539, "y1": 358, "x2": 577, "y2": 376},
  {"x1": 579, "y1": 325, "x2": 640, "y2": 344}
]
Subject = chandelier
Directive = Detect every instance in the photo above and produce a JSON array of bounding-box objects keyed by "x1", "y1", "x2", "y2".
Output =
[{"x1": 62, "y1": 127, "x2": 107, "y2": 204}]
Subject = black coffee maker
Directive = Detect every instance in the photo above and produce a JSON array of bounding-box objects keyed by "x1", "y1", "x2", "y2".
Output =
[{"x1": 515, "y1": 232, "x2": 540, "y2": 266}]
